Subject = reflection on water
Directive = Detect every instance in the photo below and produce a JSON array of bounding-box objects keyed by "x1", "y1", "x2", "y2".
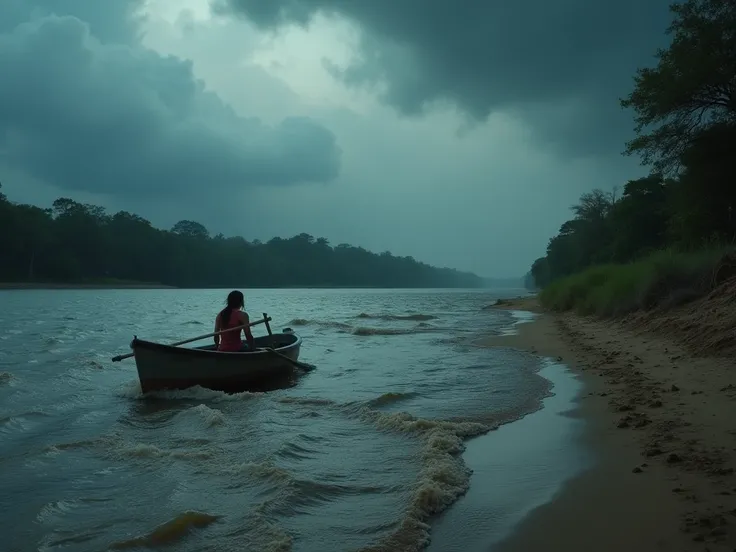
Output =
[{"x1": 0, "y1": 288, "x2": 544, "y2": 552}]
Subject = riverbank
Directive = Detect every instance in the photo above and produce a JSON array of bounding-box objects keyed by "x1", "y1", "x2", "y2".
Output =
[
  {"x1": 0, "y1": 281, "x2": 176, "y2": 290},
  {"x1": 0, "y1": 282, "x2": 502, "y2": 291},
  {"x1": 484, "y1": 296, "x2": 736, "y2": 551}
]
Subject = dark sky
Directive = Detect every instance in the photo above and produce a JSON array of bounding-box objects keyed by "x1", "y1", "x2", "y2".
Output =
[{"x1": 0, "y1": 0, "x2": 674, "y2": 277}]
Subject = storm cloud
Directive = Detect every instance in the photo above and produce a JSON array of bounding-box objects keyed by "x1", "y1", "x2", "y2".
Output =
[
  {"x1": 218, "y1": 0, "x2": 674, "y2": 156},
  {"x1": 0, "y1": 0, "x2": 679, "y2": 277},
  {"x1": 0, "y1": 0, "x2": 341, "y2": 199}
]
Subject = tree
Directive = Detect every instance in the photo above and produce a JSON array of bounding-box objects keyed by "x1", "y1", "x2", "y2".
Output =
[
  {"x1": 528, "y1": 0, "x2": 735, "y2": 289},
  {"x1": 0, "y1": 187, "x2": 483, "y2": 288},
  {"x1": 667, "y1": 123, "x2": 736, "y2": 244},
  {"x1": 529, "y1": 258, "x2": 549, "y2": 288},
  {"x1": 607, "y1": 175, "x2": 669, "y2": 261},
  {"x1": 171, "y1": 220, "x2": 210, "y2": 240},
  {"x1": 621, "y1": 0, "x2": 736, "y2": 175}
]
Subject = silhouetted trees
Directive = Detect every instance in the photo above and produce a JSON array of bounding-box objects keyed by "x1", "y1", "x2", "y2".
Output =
[
  {"x1": 0, "y1": 186, "x2": 482, "y2": 288},
  {"x1": 530, "y1": 0, "x2": 736, "y2": 288}
]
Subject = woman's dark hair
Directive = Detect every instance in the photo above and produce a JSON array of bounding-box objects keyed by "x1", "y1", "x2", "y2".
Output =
[{"x1": 219, "y1": 290, "x2": 245, "y2": 328}]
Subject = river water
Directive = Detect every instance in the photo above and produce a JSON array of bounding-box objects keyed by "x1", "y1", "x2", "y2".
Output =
[{"x1": 0, "y1": 288, "x2": 554, "y2": 552}]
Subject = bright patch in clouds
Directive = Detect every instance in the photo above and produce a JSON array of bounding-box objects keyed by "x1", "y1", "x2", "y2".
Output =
[
  {"x1": 249, "y1": 15, "x2": 370, "y2": 112},
  {"x1": 1, "y1": 0, "x2": 670, "y2": 278},
  {"x1": 143, "y1": 0, "x2": 212, "y2": 23}
]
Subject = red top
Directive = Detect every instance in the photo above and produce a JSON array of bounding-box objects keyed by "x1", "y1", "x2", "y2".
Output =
[{"x1": 218, "y1": 310, "x2": 243, "y2": 352}]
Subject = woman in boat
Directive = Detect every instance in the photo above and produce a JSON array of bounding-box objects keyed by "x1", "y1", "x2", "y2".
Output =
[{"x1": 214, "y1": 290, "x2": 256, "y2": 352}]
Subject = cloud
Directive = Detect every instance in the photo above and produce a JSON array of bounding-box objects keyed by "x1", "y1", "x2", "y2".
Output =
[
  {"x1": 218, "y1": 0, "x2": 674, "y2": 157},
  {"x1": 0, "y1": 0, "x2": 341, "y2": 199},
  {"x1": 0, "y1": 0, "x2": 142, "y2": 43},
  {"x1": 127, "y1": 9, "x2": 647, "y2": 278}
]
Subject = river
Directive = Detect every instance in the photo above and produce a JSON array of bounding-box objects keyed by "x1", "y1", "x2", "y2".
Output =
[{"x1": 0, "y1": 288, "x2": 559, "y2": 552}]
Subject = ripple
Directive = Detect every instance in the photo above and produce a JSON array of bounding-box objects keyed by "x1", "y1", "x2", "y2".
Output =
[
  {"x1": 109, "y1": 511, "x2": 220, "y2": 549},
  {"x1": 0, "y1": 288, "x2": 548, "y2": 552}
]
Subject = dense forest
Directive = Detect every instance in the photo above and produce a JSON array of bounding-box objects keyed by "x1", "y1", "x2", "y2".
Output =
[
  {"x1": 0, "y1": 188, "x2": 482, "y2": 288},
  {"x1": 529, "y1": 0, "x2": 735, "y2": 288}
]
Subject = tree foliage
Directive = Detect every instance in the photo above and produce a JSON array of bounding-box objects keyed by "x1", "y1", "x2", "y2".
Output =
[
  {"x1": 531, "y1": 0, "x2": 736, "y2": 288},
  {"x1": 530, "y1": 125, "x2": 736, "y2": 287},
  {"x1": 621, "y1": 0, "x2": 736, "y2": 174},
  {"x1": 0, "y1": 188, "x2": 481, "y2": 288}
]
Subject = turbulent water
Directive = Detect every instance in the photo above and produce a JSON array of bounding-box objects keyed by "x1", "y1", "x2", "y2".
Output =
[{"x1": 0, "y1": 288, "x2": 549, "y2": 552}]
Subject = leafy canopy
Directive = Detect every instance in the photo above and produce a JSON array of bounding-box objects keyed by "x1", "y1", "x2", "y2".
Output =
[{"x1": 621, "y1": 0, "x2": 736, "y2": 175}]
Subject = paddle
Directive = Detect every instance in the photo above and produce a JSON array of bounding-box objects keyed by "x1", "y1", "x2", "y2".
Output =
[
  {"x1": 262, "y1": 347, "x2": 316, "y2": 372},
  {"x1": 111, "y1": 315, "x2": 272, "y2": 362}
]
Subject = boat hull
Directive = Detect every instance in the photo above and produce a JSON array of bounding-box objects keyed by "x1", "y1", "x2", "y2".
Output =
[{"x1": 131, "y1": 332, "x2": 302, "y2": 393}]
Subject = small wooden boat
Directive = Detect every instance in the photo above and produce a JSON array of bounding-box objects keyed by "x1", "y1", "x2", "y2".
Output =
[
  {"x1": 111, "y1": 313, "x2": 313, "y2": 394},
  {"x1": 130, "y1": 331, "x2": 303, "y2": 393}
]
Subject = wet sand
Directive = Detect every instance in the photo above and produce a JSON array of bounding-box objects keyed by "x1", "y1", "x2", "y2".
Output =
[
  {"x1": 484, "y1": 297, "x2": 736, "y2": 552},
  {"x1": 427, "y1": 358, "x2": 589, "y2": 551}
]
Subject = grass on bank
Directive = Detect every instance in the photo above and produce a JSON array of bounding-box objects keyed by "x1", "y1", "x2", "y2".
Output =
[{"x1": 540, "y1": 247, "x2": 736, "y2": 316}]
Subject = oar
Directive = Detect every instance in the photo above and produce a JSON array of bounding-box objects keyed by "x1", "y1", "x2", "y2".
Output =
[
  {"x1": 263, "y1": 347, "x2": 316, "y2": 372},
  {"x1": 111, "y1": 316, "x2": 272, "y2": 362}
]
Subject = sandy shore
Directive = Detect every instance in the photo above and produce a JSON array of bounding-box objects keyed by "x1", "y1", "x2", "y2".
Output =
[{"x1": 485, "y1": 297, "x2": 736, "y2": 552}]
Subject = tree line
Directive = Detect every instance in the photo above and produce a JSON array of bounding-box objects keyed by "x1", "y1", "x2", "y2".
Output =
[
  {"x1": 529, "y1": 0, "x2": 735, "y2": 288},
  {"x1": 0, "y1": 189, "x2": 482, "y2": 288}
]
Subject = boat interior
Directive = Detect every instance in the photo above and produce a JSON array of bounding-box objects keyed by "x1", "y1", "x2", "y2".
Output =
[{"x1": 194, "y1": 331, "x2": 299, "y2": 352}]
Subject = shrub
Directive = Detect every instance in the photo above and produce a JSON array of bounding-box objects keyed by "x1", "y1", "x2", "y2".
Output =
[{"x1": 539, "y1": 247, "x2": 733, "y2": 316}]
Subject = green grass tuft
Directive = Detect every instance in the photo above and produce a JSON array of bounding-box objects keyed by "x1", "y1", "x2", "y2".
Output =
[{"x1": 540, "y1": 247, "x2": 734, "y2": 316}]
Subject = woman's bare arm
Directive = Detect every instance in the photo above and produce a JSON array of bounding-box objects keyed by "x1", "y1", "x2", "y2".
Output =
[{"x1": 214, "y1": 314, "x2": 221, "y2": 347}]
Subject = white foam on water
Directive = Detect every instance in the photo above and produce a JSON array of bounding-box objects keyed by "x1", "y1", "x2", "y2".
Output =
[
  {"x1": 116, "y1": 381, "x2": 262, "y2": 403},
  {"x1": 187, "y1": 404, "x2": 226, "y2": 427},
  {"x1": 498, "y1": 310, "x2": 537, "y2": 336},
  {"x1": 36, "y1": 500, "x2": 80, "y2": 524},
  {"x1": 334, "y1": 405, "x2": 497, "y2": 551}
]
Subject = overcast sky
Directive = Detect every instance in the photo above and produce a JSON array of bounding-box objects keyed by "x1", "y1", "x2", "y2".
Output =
[{"x1": 0, "y1": 0, "x2": 674, "y2": 278}]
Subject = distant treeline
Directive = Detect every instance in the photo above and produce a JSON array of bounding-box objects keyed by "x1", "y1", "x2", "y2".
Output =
[
  {"x1": 0, "y1": 189, "x2": 482, "y2": 288},
  {"x1": 529, "y1": 0, "x2": 736, "y2": 288}
]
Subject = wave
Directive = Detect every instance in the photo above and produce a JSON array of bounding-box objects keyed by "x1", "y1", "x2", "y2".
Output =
[
  {"x1": 275, "y1": 441, "x2": 318, "y2": 461},
  {"x1": 434, "y1": 335, "x2": 467, "y2": 346},
  {"x1": 186, "y1": 404, "x2": 226, "y2": 427},
  {"x1": 366, "y1": 391, "x2": 420, "y2": 408},
  {"x1": 288, "y1": 318, "x2": 310, "y2": 326},
  {"x1": 249, "y1": 392, "x2": 497, "y2": 550},
  {"x1": 352, "y1": 327, "x2": 434, "y2": 336},
  {"x1": 287, "y1": 318, "x2": 437, "y2": 337},
  {"x1": 116, "y1": 381, "x2": 262, "y2": 403},
  {"x1": 276, "y1": 396, "x2": 334, "y2": 406},
  {"x1": 36, "y1": 500, "x2": 80, "y2": 524},
  {"x1": 120, "y1": 443, "x2": 213, "y2": 461},
  {"x1": 109, "y1": 511, "x2": 220, "y2": 550},
  {"x1": 240, "y1": 459, "x2": 400, "y2": 527},
  {"x1": 287, "y1": 318, "x2": 352, "y2": 330},
  {"x1": 236, "y1": 460, "x2": 292, "y2": 483},
  {"x1": 349, "y1": 407, "x2": 493, "y2": 551},
  {"x1": 0, "y1": 410, "x2": 50, "y2": 435},
  {"x1": 46, "y1": 433, "x2": 213, "y2": 462},
  {"x1": 114, "y1": 382, "x2": 498, "y2": 550},
  {"x1": 357, "y1": 313, "x2": 438, "y2": 322},
  {"x1": 100, "y1": 381, "x2": 526, "y2": 551},
  {"x1": 237, "y1": 458, "x2": 394, "y2": 501}
]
